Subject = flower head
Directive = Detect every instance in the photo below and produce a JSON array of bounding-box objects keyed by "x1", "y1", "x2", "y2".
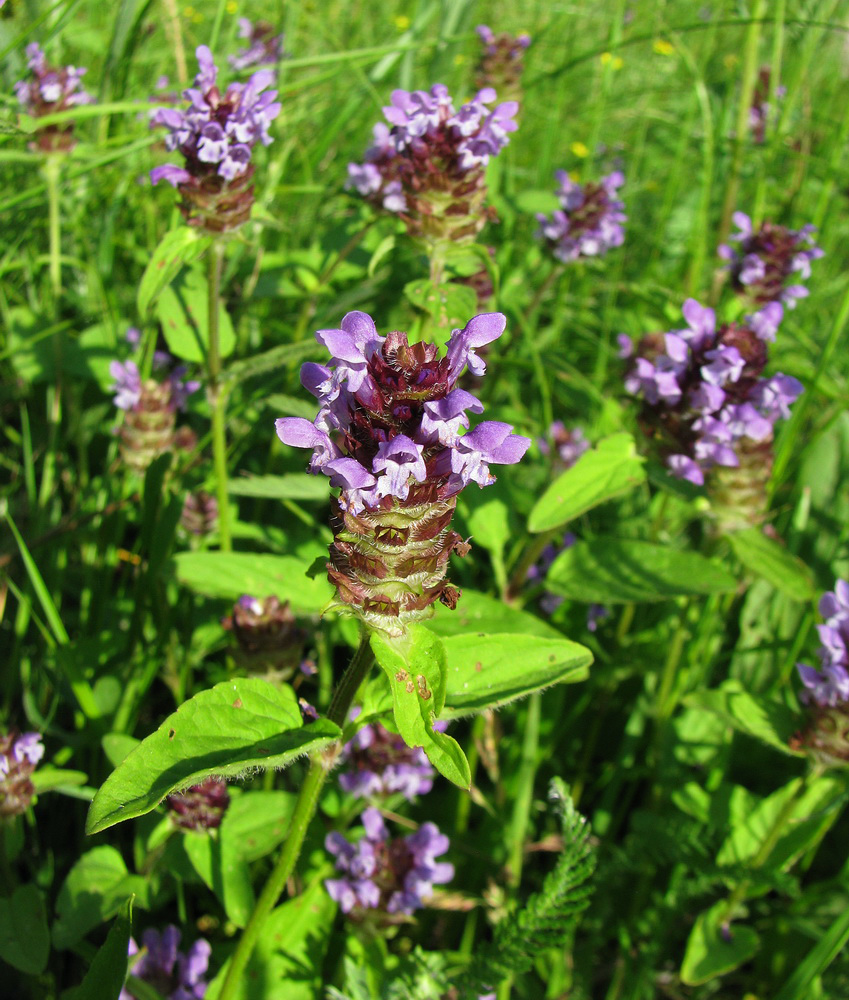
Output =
[
  {"x1": 120, "y1": 926, "x2": 210, "y2": 1000},
  {"x1": 347, "y1": 84, "x2": 518, "y2": 245},
  {"x1": 718, "y1": 213, "x2": 823, "y2": 306},
  {"x1": 624, "y1": 298, "x2": 802, "y2": 488},
  {"x1": 0, "y1": 731, "x2": 44, "y2": 817},
  {"x1": 325, "y1": 807, "x2": 453, "y2": 916},
  {"x1": 15, "y1": 42, "x2": 93, "y2": 152},
  {"x1": 537, "y1": 170, "x2": 626, "y2": 262},
  {"x1": 276, "y1": 310, "x2": 529, "y2": 633},
  {"x1": 474, "y1": 26, "x2": 531, "y2": 108},
  {"x1": 166, "y1": 777, "x2": 230, "y2": 831},
  {"x1": 150, "y1": 46, "x2": 281, "y2": 230}
]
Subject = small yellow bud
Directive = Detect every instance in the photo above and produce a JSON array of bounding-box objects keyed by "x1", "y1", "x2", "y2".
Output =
[
  {"x1": 653, "y1": 39, "x2": 675, "y2": 56},
  {"x1": 226, "y1": 0, "x2": 237, "y2": 12},
  {"x1": 600, "y1": 51, "x2": 623, "y2": 70},
  {"x1": 394, "y1": 14, "x2": 411, "y2": 31},
  {"x1": 570, "y1": 141, "x2": 589, "y2": 159}
]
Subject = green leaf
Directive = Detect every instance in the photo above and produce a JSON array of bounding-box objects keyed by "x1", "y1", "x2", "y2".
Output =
[
  {"x1": 102, "y1": 733, "x2": 141, "y2": 767},
  {"x1": 86, "y1": 678, "x2": 341, "y2": 835},
  {"x1": 207, "y1": 879, "x2": 335, "y2": 1000},
  {"x1": 219, "y1": 790, "x2": 297, "y2": 862},
  {"x1": 225, "y1": 340, "x2": 317, "y2": 386},
  {"x1": 30, "y1": 766, "x2": 88, "y2": 793},
  {"x1": 0, "y1": 884, "x2": 50, "y2": 974},
  {"x1": 156, "y1": 266, "x2": 235, "y2": 363},
  {"x1": 183, "y1": 833, "x2": 255, "y2": 928},
  {"x1": 403, "y1": 278, "x2": 478, "y2": 329},
  {"x1": 173, "y1": 551, "x2": 333, "y2": 612},
  {"x1": 528, "y1": 433, "x2": 646, "y2": 533},
  {"x1": 774, "y1": 905, "x2": 849, "y2": 1000},
  {"x1": 441, "y1": 633, "x2": 592, "y2": 717},
  {"x1": 429, "y1": 589, "x2": 562, "y2": 640},
  {"x1": 512, "y1": 189, "x2": 561, "y2": 215},
  {"x1": 684, "y1": 680, "x2": 802, "y2": 756},
  {"x1": 370, "y1": 625, "x2": 471, "y2": 788},
  {"x1": 137, "y1": 228, "x2": 212, "y2": 317},
  {"x1": 546, "y1": 537, "x2": 738, "y2": 604},
  {"x1": 68, "y1": 898, "x2": 133, "y2": 1000},
  {"x1": 53, "y1": 847, "x2": 149, "y2": 949},
  {"x1": 228, "y1": 474, "x2": 329, "y2": 501},
  {"x1": 717, "y1": 774, "x2": 848, "y2": 870},
  {"x1": 680, "y1": 901, "x2": 760, "y2": 985},
  {"x1": 727, "y1": 528, "x2": 815, "y2": 602}
]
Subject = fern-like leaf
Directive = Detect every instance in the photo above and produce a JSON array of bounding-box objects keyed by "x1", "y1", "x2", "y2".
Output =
[{"x1": 455, "y1": 777, "x2": 597, "y2": 997}]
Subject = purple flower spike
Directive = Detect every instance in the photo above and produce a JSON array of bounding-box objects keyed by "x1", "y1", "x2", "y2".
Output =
[
  {"x1": 796, "y1": 580, "x2": 849, "y2": 709},
  {"x1": 624, "y1": 297, "x2": 803, "y2": 489},
  {"x1": 325, "y1": 808, "x2": 453, "y2": 915}
]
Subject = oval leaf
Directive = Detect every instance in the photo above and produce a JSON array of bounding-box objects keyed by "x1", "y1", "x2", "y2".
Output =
[
  {"x1": 156, "y1": 266, "x2": 235, "y2": 363},
  {"x1": 0, "y1": 884, "x2": 50, "y2": 975},
  {"x1": 137, "y1": 228, "x2": 212, "y2": 317},
  {"x1": 546, "y1": 537, "x2": 737, "y2": 603},
  {"x1": 684, "y1": 680, "x2": 803, "y2": 756},
  {"x1": 86, "y1": 679, "x2": 341, "y2": 834},
  {"x1": 370, "y1": 625, "x2": 471, "y2": 789},
  {"x1": 174, "y1": 552, "x2": 333, "y2": 611},
  {"x1": 728, "y1": 528, "x2": 814, "y2": 602},
  {"x1": 430, "y1": 589, "x2": 562, "y2": 640},
  {"x1": 681, "y1": 901, "x2": 760, "y2": 986},
  {"x1": 528, "y1": 433, "x2": 646, "y2": 533},
  {"x1": 442, "y1": 633, "x2": 592, "y2": 717}
]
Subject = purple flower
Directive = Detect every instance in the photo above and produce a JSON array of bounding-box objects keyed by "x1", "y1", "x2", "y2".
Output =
[
  {"x1": 229, "y1": 18, "x2": 286, "y2": 70},
  {"x1": 325, "y1": 807, "x2": 453, "y2": 915},
  {"x1": 445, "y1": 313, "x2": 506, "y2": 377},
  {"x1": 445, "y1": 421, "x2": 532, "y2": 491},
  {"x1": 110, "y1": 360, "x2": 142, "y2": 410},
  {"x1": 372, "y1": 436, "x2": 427, "y2": 500},
  {"x1": 339, "y1": 719, "x2": 435, "y2": 800},
  {"x1": 15, "y1": 43, "x2": 93, "y2": 117},
  {"x1": 420, "y1": 389, "x2": 485, "y2": 446},
  {"x1": 536, "y1": 170, "x2": 626, "y2": 263},
  {"x1": 12, "y1": 733, "x2": 44, "y2": 767},
  {"x1": 720, "y1": 213, "x2": 823, "y2": 306},
  {"x1": 150, "y1": 45, "x2": 280, "y2": 190},
  {"x1": 538, "y1": 422, "x2": 589, "y2": 469},
  {"x1": 624, "y1": 298, "x2": 803, "y2": 486},
  {"x1": 797, "y1": 580, "x2": 849, "y2": 708},
  {"x1": 120, "y1": 926, "x2": 210, "y2": 1000}
]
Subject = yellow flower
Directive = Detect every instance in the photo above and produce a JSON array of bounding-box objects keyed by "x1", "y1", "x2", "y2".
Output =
[
  {"x1": 570, "y1": 141, "x2": 589, "y2": 159},
  {"x1": 653, "y1": 39, "x2": 675, "y2": 56},
  {"x1": 600, "y1": 51, "x2": 623, "y2": 70},
  {"x1": 226, "y1": 0, "x2": 237, "y2": 12},
  {"x1": 394, "y1": 14, "x2": 410, "y2": 31}
]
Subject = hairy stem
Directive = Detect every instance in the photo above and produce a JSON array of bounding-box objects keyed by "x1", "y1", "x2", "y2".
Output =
[
  {"x1": 44, "y1": 155, "x2": 62, "y2": 303},
  {"x1": 216, "y1": 632, "x2": 374, "y2": 1000}
]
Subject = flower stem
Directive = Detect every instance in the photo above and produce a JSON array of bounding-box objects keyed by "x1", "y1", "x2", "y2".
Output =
[
  {"x1": 206, "y1": 241, "x2": 231, "y2": 552},
  {"x1": 215, "y1": 631, "x2": 374, "y2": 1000},
  {"x1": 44, "y1": 155, "x2": 62, "y2": 304}
]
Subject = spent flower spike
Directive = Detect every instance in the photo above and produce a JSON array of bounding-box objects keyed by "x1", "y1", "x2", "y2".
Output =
[
  {"x1": 276, "y1": 310, "x2": 529, "y2": 633},
  {"x1": 537, "y1": 170, "x2": 626, "y2": 262},
  {"x1": 325, "y1": 807, "x2": 454, "y2": 915}
]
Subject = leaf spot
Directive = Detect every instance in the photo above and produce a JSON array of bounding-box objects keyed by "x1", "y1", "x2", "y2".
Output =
[
  {"x1": 168, "y1": 728, "x2": 176, "y2": 740},
  {"x1": 416, "y1": 674, "x2": 432, "y2": 700},
  {"x1": 395, "y1": 670, "x2": 409, "y2": 684},
  {"x1": 233, "y1": 698, "x2": 243, "y2": 708},
  {"x1": 548, "y1": 654, "x2": 556, "y2": 663},
  {"x1": 474, "y1": 661, "x2": 482, "y2": 672}
]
